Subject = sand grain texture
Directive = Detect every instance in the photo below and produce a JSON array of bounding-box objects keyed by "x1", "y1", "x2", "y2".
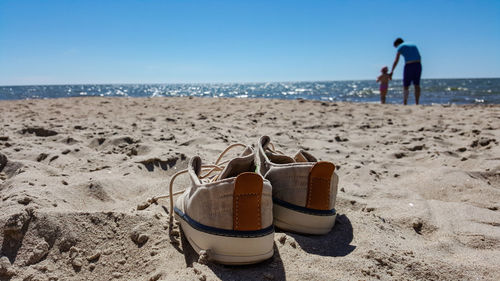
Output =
[{"x1": 0, "y1": 97, "x2": 499, "y2": 280}]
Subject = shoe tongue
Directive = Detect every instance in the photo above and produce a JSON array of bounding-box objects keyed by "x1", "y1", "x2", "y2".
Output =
[
  {"x1": 240, "y1": 146, "x2": 254, "y2": 157},
  {"x1": 260, "y1": 136, "x2": 295, "y2": 164},
  {"x1": 217, "y1": 146, "x2": 256, "y2": 180},
  {"x1": 294, "y1": 150, "x2": 318, "y2": 162},
  {"x1": 265, "y1": 151, "x2": 295, "y2": 164},
  {"x1": 294, "y1": 151, "x2": 308, "y2": 162}
]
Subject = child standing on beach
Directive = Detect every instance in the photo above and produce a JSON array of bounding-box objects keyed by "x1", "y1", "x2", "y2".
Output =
[{"x1": 377, "y1": 66, "x2": 391, "y2": 104}]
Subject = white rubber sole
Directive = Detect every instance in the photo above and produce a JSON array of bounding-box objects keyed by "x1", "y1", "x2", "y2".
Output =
[
  {"x1": 175, "y1": 214, "x2": 274, "y2": 265},
  {"x1": 273, "y1": 203, "x2": 336, "y2": 235}
]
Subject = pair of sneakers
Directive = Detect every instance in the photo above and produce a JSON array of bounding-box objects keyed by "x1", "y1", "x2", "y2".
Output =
[{"x1": 166, "y1": 136, "x2": 339, "y2": 265}]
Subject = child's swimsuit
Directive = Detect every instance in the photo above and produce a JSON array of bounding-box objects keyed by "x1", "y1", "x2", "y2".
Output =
[{"x1": 380, "y1": 83, "x2": 388, "y2": 92}]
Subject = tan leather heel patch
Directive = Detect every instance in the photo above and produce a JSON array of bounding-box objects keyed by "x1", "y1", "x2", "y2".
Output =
[
  {"x1": 306, "y1": 161, "x2": 335, "y2": 210},
  {"x1": 233, "y1": 172, "x2": 263, "y2": 231}
]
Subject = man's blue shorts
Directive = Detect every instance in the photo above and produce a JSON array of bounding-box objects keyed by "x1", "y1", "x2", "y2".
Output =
[{"x1": 403, "y1": 62, "x2": 422, "y2": 87}]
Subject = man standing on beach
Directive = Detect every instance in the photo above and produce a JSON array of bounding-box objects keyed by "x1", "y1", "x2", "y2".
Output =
[{"x1": 390, "y1": 38, "x2": 422, "y2": 105}]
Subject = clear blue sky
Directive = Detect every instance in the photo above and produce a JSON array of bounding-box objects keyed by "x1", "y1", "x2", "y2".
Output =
[{"x1": 1, "y1": 0, "x2": 499, "y2": 85}]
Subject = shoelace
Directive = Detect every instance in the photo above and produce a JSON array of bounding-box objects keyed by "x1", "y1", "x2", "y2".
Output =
[{"x1": 143, "y1": 143, "x2": 247, "y2": 220}]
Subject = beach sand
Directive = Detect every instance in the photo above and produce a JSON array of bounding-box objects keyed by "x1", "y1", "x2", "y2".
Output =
[{"x1": 0, "y1": 97, "x2": 499, "y2": 281}]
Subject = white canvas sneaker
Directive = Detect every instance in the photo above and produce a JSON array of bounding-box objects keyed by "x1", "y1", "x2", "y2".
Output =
[
  {"x1": 257, "y1": 136, "x2": 339, "y2": 235},
  {"x1": 166, "y1": 144, "x2": 274, "y2": 264}
]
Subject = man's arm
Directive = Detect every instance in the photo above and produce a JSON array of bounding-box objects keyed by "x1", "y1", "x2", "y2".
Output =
[{"x1": 390, "y1": 52, "x2": 401, "y2": 78}]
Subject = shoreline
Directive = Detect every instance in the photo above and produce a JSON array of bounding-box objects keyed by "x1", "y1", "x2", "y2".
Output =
[
  {"x1": 0, "y1": 95, "x2": 499, "y2": 107},
  {"x1": 1, "y1": 97, "x2": 499, "y2": 280}
]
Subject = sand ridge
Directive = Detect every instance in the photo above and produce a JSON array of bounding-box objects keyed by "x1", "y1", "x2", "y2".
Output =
[{"x1": 0, "y1": 97, "x2": 499, "y2": 280}]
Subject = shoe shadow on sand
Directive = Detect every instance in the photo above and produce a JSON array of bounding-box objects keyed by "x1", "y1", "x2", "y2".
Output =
[
  {"x1": 179, "y1": 230, "x2": 287, "y2": 281},
  {"x1": 283, "y1": 214, "x2": 355, "y2": 257}
]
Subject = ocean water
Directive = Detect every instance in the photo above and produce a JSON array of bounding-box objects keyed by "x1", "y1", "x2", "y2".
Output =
[{"x1": 0, "y1": 78, "x2": 499, "y2": 104}]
